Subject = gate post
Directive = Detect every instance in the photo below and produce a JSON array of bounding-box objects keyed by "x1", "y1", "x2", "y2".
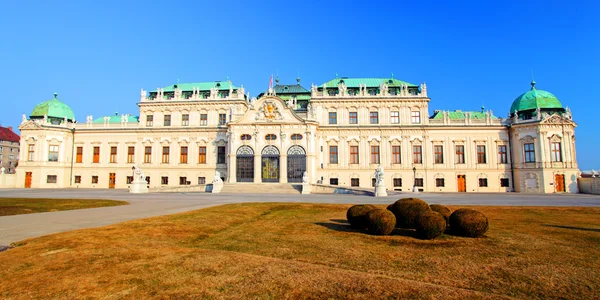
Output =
[{"x1": 280, "y1": 155, "x2": 288, "y2": 183}]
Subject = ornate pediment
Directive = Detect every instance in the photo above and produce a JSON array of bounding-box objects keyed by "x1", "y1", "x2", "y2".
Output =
[
  {"x1": 18, "y1": 120, "x2": 42, "y2": 130},
  {"x1": 231, "y1": 96, "x2": 309, "y2": 126},
  {"x1": 541, "y1": 114, "x2": 575, "y2": 126}
]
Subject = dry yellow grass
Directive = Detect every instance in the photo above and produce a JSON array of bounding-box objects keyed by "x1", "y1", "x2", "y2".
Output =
[
  {"x1": 1, "y1": 203, "x2": 599, "y2": 299},
  {"x1": 0, "y1": 198, "x2": 128, "y2": 216}
]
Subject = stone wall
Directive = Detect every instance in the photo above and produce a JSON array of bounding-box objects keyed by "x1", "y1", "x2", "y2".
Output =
[
  {"x1": 0, "y1": 174, "x2": 17, "y2": 188},
  {"x1": 578, "y1": 178, "x2": 600, "y2": 195}
]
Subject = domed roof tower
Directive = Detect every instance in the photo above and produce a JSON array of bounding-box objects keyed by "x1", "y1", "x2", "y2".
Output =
[
  {"x1": 30, "y1": 93, "x2": 75, "y2": 124},
  {"x1": 509, "y1": 81, "x2": 564, "y2": 120}
]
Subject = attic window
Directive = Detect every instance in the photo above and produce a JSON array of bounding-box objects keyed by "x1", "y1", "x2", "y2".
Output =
[
  {"x1": 284, "y1": 86, "x2": 289, "y2": 90},
  {"x1": 388, "y1": 80, "x2": 393, "y2": 84},
  {"x1": 216, "y1": 83, "x2": 221, "y2": 87},
  {"x1": 174, "y1": 84, "x2": 178, "y2": 88},
  {"x1": 340, "y1": 80, "x2": 345, "y2": 84}
]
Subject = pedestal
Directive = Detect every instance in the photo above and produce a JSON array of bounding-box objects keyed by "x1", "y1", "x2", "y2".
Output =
[
  {"x1": 301, "y1": 182, "x2": 311, "y2": 194},
  {"x1": 375, "y1": 184, "x2": 387, "y2": 197},
  {"x1": 129, "y1": 180, "x2": 148, "y2": 193},
  {"x1": 412, "y1": 185, "x2": 420, "y2": 193},
  {"x1": 212, "y1": 181, "x2": 223, "y2": 193}
]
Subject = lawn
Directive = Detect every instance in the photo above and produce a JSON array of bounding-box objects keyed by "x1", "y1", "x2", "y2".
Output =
[
  {"x1": 0, "y1": 198, "x2": 128, "y2": 216},
  {"x1": 0, "y1": 203, "x2": 599, "y2": 299}
]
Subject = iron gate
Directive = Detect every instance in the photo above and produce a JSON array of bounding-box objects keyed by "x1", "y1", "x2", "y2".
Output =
[
  {"x1": 287, "y1": 145, "x2": 306, "y2": 183},
  {"x1": 236, "y1": 146, "x2": 254, "y2": 182},
  {"x1": 261, "y1": 145, "x2": 280, "y2": 183}
]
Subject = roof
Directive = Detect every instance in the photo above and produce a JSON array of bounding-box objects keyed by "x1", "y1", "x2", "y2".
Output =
[
  {"x1": 431, "y1": 110, "x2": 498, "y2": 120},
  {"x1": 0, "y1": 126, "x2": 19, "y2": 143},
  {"x1": 510, "y1": 81, "x2": 563, "y2": 114},
  {"x1": 273, "y1": 84, "x2": 310, "y2": 94},
  {"x1": 30, "y1": 93, "x2": 75, "y2": 121},
  {"x1": 321, "y1": 77, "x2": 418, "y2": 88},
  {"x1": 152, "y1": 81, "x2": 238, "y2": 92},
  {"x1": 92, "y1": 114, "x2": 139, "y2": 124}
]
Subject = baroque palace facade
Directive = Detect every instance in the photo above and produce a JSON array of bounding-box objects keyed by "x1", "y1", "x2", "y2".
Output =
[{"x1": 16, "y1": 76, "x2": 579, "y2": 193}]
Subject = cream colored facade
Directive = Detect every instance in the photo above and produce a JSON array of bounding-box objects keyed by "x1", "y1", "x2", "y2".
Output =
[{"x1": 15, "y1": 78, "x2": 579, "y2": 193}]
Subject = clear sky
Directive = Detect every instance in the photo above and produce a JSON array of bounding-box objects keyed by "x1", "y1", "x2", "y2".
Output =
[{"x1": 0, "y1": 0, "x2": 598, "y2": 169}]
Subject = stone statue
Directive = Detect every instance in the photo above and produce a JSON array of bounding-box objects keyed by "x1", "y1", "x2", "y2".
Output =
[
  {"x1": 375, "y1": 165, "x2": 385, "y2": 185},
  {"x1": 210, "y1": 87, "x2": 218, "y2": 99},
  {"x1": 311, "y1": 84, "x2": 317, "y2": 96},
  {"x1": 86, "y1": 115, "x2": 92, "y2": 123},
  {"x1": 213, "y1": 171, "x2": 223, "y2": 183},
  {"x1": 302, "y1": 171, "x2": 308, "y2": 183},
  {"x1": 338, "y1": 82, "x2": 347, "y2": 96},
  {"x1": 592, "y1": 169, "x2": 597, "y2": 178},
  {"x1": 0, "y1": 167, "x2": 5, "y2": 174},
  {"x1": 140, "y1": 88, "x2": 146, "y2": 100},
  {"x1": 133, "y1": 165, "x2": 145, "y2": 181},
  {"x1": 43, "y1": 114, "x2": 48, "y2": 123},
  {"x1": 535, "y1": 107, "x2": 541, "y2": 120},
  {"x1": 21, "y1": 114, "x2": 27, "y2": 124}
]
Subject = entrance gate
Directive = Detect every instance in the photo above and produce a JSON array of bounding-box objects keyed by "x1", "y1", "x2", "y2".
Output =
[
  {"x1": 457, "y1": 175, "x2": 466, "y2": 192},
  {"x1": 25, "y1": 172, "x2": 32, "y2": 188},
  {"x1": 287, "y1": 145, "x2": 306, "y2": 183},
  {"x1": 109, "y1": 173, "x2": 116, "y2": 189},
  {"x1": 555, "y1": 174, "x2": 565, "y2": 192},
  {"x1": 261, "y1": 145, "x2": 280, "y2": 182},
  {"x1": 236, "y1": 146, "x2": 254, "y2": 182}
]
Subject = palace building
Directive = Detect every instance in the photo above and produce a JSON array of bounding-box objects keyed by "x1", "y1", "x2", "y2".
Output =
[{"x1": 16, "y1": 76, "x2": 579, "y2": 193}]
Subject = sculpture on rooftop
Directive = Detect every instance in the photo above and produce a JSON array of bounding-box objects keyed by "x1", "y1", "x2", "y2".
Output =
[{"x1": 21, "y1": 114, "x2": 27, "y2": 124}]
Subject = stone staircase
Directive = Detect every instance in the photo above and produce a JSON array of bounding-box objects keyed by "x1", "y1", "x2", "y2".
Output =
[{"x1": 220, "y1": 183, "x2": 302, "y2": 194}]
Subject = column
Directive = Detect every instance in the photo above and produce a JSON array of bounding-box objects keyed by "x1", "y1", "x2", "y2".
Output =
[
  {"x1": 280, "y1": 155, "x2": 288, "y2": 183},
  {"x1": 254, "y1": 153, "x2": 261, "y2": 183},
  {"x1": 228, "y1": 153, "x2": 236, "y2": 183}
]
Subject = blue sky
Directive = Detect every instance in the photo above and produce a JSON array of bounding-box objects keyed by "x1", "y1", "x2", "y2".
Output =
[{"x1": 0, "y1": 0, "x2": 598, "y2": 169}]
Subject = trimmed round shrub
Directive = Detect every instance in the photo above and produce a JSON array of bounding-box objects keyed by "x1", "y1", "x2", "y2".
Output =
[
  {"x1": 430, "y1": 204, "x2": 451, "y2": 226},
  {"x1": 388, "y1": 198, "x2": 431, "y2": 229},
  {"x1": 449, "y1": 208, "x2": 489, "y2": 237},
  {"x1": 346, "y1": 204, "x2": 378, "y2": 229},
  {"x1": 415, "y1": 211, "x2": 446, "y2": 240},
  {"x1": 366, "y1": 209, "x2": 396, "y2": 235}
]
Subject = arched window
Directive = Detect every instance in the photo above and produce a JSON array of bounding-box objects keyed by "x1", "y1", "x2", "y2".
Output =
[
  {"x1": 291, "y1": 134, "x2": 303, "y2": 141},
  {"x1": 265, "y1": 134, "x2": 277, "y2": 141},
  {"x1": 241, "y1": 134, "x2": 252, "y2": 141}
]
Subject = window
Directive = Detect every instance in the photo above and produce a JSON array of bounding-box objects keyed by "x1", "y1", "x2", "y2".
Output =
[
  {"x1": 370, "y1": 146, "x2": 380, "y2": 164},
  {"x1": 392, "y1": 146, "x2": 401, "y2": 164},
  {"x1": 110, "y1": 146, "x2": 117, "y2": 163},
  {"x1": 391, "y1": 111, "x2": 399, "y2": 124},
  {"x1": 291, "y1": 134, "x2": 303, "y2": 140},
  {"x1": 180, "y1": 146, "x2": 188, "y2": 163},
  {"x1": 372, "y1": 178, "x2": 376, "y2": 187},
  {"x1": 47, "y1": 175, "x2": 57, "y2": 183},
  {"x1": 524, "y1": 143, "x2": 535, "y2": 163},
  {"x1": 500, "y1": 178, "x2": 510, "y2": 187},
  {"x1": 329, "y1": 178, "x2": 338, "y2": 185},
  {"x1": 329, "y1": 146, "x2": 338, "y2": 164},
  {"x1": 28, "y1": 145, "x2": 35, "y2": 161},
  {"x1": 200, "y1": 114, "x2": 208, "y2": 126},
  {"x1": 478, "y1": 178, "x2": 488, "y2": 187},
  {"x1": 74, "y1": 146, "x2": 82, "y2": 163},
  {"x1": 370, "y1": 111, "x2": 379, "y2": 124},
  {"x1": 126, "y1": 176, "x2": 133, "y2": 184},
  {"x1": 161, "y1": 176, "x2": 169, "y2": 185},
  {"x1": 127, "y1": 146, "x2": 135, "y2": 163},
  {"x1": 93, "y1": 146, "x2": 100, "y2": 163},
  {"x1": 498, "y1": 145, "x2": 507, "y2": 164},
  {"x1": 144, "y1": 146, "x2": 152, "y2": 163},
  {"x1": 163, "y1": 115, "x2": 171, "y2": 126},
  {"x1": 265, "y1": 134, "x2": 277, "y2": 141},
  {"x1": 217, "y1": 146, "x2": 226, "y2": 164},
  {"x1": 393, "y1": 178, "x2": 402, "y2": 187},
  {"x1": 181, "y1": 114, "x2": 189, "y2": 126},
  {"x1": 455, "y1": 145, "x2": 465, "y2": 164},
  {"x1": 198, "y1": 146, "x2": 207, "y2": 164},
  {"x1": 48, "y1": 145, "x2": 59, "y2": 162},
  {"x1": 413, "y1": 145, "x2": 422, "y2": 164},
  {"x1": 92, "y1": 176, "x2": 99, "y2": 184},
  {"x1": 434, "y1": 145, "x2": 444, "y2": 164},
  {"x1": 551, "y1": 142, "x2": 562, "y2": 162},
  {"x1": 477, "y1": 145, "x2": 487, "y2": 164},
  {"x1": 146, "y1": 115, "x2": 153, "y2": 126},
  {"x1": 162, "y1": 146, "x2": 170, "y2": 163},
  {"x1": 198, "y1": 177, "x2": 206, "y2": 184},
  {"x1": 218, "y1": 113, "x2": 226, "y2": 125},
  {"x1": 329, "y1": 112, "x2": 337, "y2": 124},
  {"x1": 350, "y1": 146, "x2": 359, "y2": 164},
  {"x1": 74, "y1": 176, "x2": 81, "y2": 184},
  {"x1": 241, "y1": 134, "x2": 252, "y2": 140},
  {"x1": 411, "y1": 111, "x2": 421, "y2": 124},
  {"x1": 351, "y1": 178, "x2": 359, "y2": 187},
  {"x1": 415, "y1": 178, "x2": 424, "y2": 187},
  {"x1": 368, "y1": 89, "x2": 376, "y2": 96},
  {"x1": 436, "y1": 178, "x2": 445, "y2": 187},
  {"x1": 328, "y1": 90, "x2": 336, "y2": 96},
  {"x1": 179, "y1": 177, "x2": 188, "y2": 185},
  {"x1": 349, "y1": 112, "x2": 358, "y2": 124}
]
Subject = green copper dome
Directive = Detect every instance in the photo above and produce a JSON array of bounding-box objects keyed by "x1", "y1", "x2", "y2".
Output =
[
  {"x1": 510, "y1": 81, "x2": 564, "y2": 114},
  {"x1": 30, "y1": 93, "x2": 75, "y2": 121}
]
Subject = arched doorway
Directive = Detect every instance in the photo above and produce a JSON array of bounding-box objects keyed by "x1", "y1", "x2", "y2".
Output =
[
  {"x1": 236, "y1": 146, "x2": 254, "y2": 182},
  {"x1": 261, "y1": 145, "x2": 280, "y2": 182},
  {"x1": 287, "y1": 145, "x2": 306, "y2": 183}
]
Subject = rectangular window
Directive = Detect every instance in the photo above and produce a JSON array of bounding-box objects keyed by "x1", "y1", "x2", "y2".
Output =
[
  {"x1": 369, "y1": 111, "x2": 379, "y2": 124},
  {"x1": 524, "y1": 143, "x2": 535, "y2": 163},
  {"x1": 179, "y1": 177, "x2": 188, "y2": 185},
  {"x1": 162, "y1": 146, "x2": 170, "y2": 163},
  {"x1": 28, "y1": 145, "x2": 35, "y2": 161},
  {"x1": 110, "y1": 146, "x2": 117, "y2": 163},
  {"x1": 126, "y1": 176, "x2": 133, "y2": 184},
  {"x1": 391, "y1": 111, "x2": 399, "y2": 124},
  {"x1": 161, "y1": 176, "x2": 169, "y2": 185},
  {"x1": 217, "y1": 146, "x2": 226, "y2": 164},
  {"x1": 180, "y1": 146, "x2": 188, "y2": 164},
  {"x1": 74, "y1": 175, "x2": 81, "y2": 184},
  {"x1": 434, "y1": 145, "x2": 444, "y2": 164},
  {"x1": 500, "y1": 178, "x2": 510, "y2": 187},
  {"x1": 413, "y1": 145, "x2": 422, "y2": 164},
  {"x1": 198, "y1": 146, "x2": 207, "y2": 164},
  {"x1": 127, "y1": 146, "x2": 135, "y2": 163},
  {"x1": 198, "y1": 177, "x2": 206, "y2": 184},
  {"x1": 329, "y1": 178, "x2": 338, "y2": 185},
  {"x1": 411, "y1": 111, "x2": 421, "y2": 124},
  {"x1": 349, "y1": 112, "x2": 358, "y2": 124},
  {"x1": 218, "y1": 113, "x2": 227, "y2": 125},
  {"x1": 393, "y1": 178, "x2": 402, "y2": 187},
  {"x1": 351, "y1": 178, "x2": 359, "y2": 187},
  {"x1": 415, "y1": 178, "x2": 424, "y2": 187},
  {"x1": 328, "y1": 112, "x2": 337, "y2": 124},
  {"x1": 350, "y1": 146, "x2": 359, "y2": 164},
  {"x1": 477, "y1": 145, "x2": 487, "y2": 164},
  {"x1": 200, "y1": 114, "x2": 208, "y2": 126},
  {"x1": 92, "y1": 176, "x2": 99, "y2": 184},
  {"x1": 392, "y1": 146, "x2": 401, "y2": 164},
  {"x1": 455, "y1": 145, "x2": 465, "y2": 164},
  {"x1": 551, "y1": 142, "x2": 562, "y2": 162},
  {"x1": 144, "y1": 146, "x2": 152, "y2": 163},
  {"x1": 370, "y1": 145, "x2": 380, "y2": 164},
  {"x1": 146, "y1": 115, "x2": 153, "y2": 126},
  {"x1": 75, "y1": 146, "x2": 82, "y2": 163},
  {"x1": 329, "y1": 146, "x2": 338, "y2": 164},
  {"x1": 93, "y1": 146, "x2": 100, "y2": 163},
  {"x1": 436, "y1": 178, "x2": 445, "y2": 187},
  {"x1": 163, "y1": 115, "x2": 171, "y2": 126},
  {"x1": 498, "y1": 145, "x2": 507, "y2": 164},
  {"x1": 182, "y1": 114, "x2": 189, "y2": 126},
  {"x1": 48, "y1": 145, "x2": 59, "y2": 162},
  {"x1": 47, "y1": 175, "x2": 57, "y2": 183},
  {"x1": 372, "y1": 178, "x2": 376, "y2": 187},
  {"x1": 479, "y1": 178, "x2": 488, "y2": 187}
]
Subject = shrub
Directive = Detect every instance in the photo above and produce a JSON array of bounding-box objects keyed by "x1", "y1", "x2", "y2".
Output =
[
  {"x1": 366, "y1": 209, "x2": 396, "y2": 235},
  {"x1": 388, "y1": 198, "x2": 431, "y2": 228},
  {"x1": 346, "y1": 204, "x2": 378, "y2": 229},
  {"x1": 430, "y1": 204, "x2": 451, "y2": 226},
  {"x1": 415, "y1": 211, "x2": 446, "y2": 240},
  {"x1": 449, "y1": 208, "x2": 489, "y2": 237}
]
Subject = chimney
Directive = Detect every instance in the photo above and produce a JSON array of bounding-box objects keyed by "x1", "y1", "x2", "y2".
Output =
[{"x1": 7, "y1": 126, "x2": 12, "y2": 132}]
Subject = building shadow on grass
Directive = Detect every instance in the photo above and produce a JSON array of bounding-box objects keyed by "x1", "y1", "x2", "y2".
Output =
[
  {"x1": 543, "y1": 224, "x2": 600, "y2": 233},
  {"x1": 315, "y1": 219, "x2": 418, "y2": 238}
]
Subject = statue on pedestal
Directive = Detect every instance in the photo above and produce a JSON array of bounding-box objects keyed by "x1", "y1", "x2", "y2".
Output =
[
  {"x1": 0, "y1": 167, "x2": 5, "y2": 174},
  {"x1": 375, "y1": 165, "x2": 384, "y2": 185},
  {"x1": 302, "y1": 171, "x2": 308, "y2": 183},
  {"x1": 21, "y1": 114, "x2": 27, "y2": 124},
  {"x1": 213, "y1": 171, "x2": 223, "y2": 183}
]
